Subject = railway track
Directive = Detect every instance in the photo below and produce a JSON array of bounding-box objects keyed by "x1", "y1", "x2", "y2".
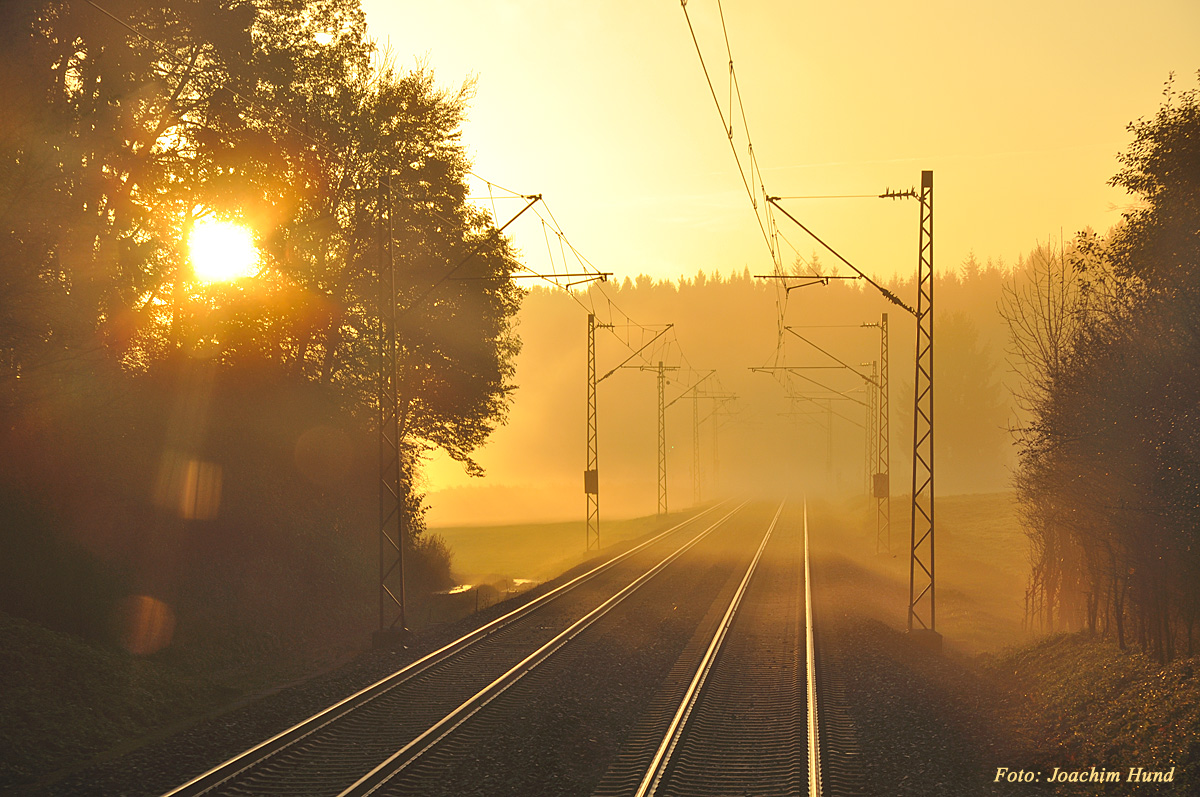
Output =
[
  {"x1": 591, "y1": 500, "x2": 810, "y2": 796},
  {"x1": 163, "y1": 500, "x2": 741, "y2": 796},
  {"x1": 164, "y1": 498, "x2": 850, "y2": 796}
]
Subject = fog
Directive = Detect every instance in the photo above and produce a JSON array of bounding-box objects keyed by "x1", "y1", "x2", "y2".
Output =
[{"x1": 425, "y1": 260, "x2": 1015, "y2": 527}]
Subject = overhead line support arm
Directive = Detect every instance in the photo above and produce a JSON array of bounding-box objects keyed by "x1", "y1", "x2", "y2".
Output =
[
  {"x1": 784, "y1": 327, "x2": 880, "y2": 387},
  {"x1": 766, "y1": 196, "x2": 916, "y2": 317},
  {"x1": 749, "y1": 367, "x2": 868, "y2": 407},
  {"x1": 665, "y1": 370, "x2": 716, "y2": 410},
  {"x1": 598, "y1": 325, "x2": 674, "y2": 383},
  {"x1": 399, "y1": 195, "x2": 542, "y2": 317}
]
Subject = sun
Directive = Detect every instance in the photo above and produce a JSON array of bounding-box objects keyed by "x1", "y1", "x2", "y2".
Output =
[{"x1": 188, "y1": 218, "x2": 260, "y2": 283}]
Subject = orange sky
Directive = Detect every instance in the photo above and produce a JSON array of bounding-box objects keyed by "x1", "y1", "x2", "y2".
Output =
[
  {"x1": 362, "y1": 1, "x2": 1199, "y2": 515},
  {"x1": 362, "y1": 0, "x2": 1198, "y2": 285}
]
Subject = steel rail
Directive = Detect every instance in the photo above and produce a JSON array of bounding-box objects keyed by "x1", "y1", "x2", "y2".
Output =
[
  {"x1": 805, "y1": 499, "x2": 822, "y2": 797},
  {"x1": 338, "y1": 501, "x2": 750, "y2": 796},
  {"x1": 162, "y1": 501, "x2": 730, "y2": 797},
  {"x1": 634, "y1": 499, "x2": 785, "y2": 797}
]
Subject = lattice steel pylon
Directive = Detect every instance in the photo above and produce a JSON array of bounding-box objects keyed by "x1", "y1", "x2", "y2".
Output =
[
  {"x1": 864, "y1": 360, "x2": 878, "y2": 497},
  {"x1": 692, "y1": 393, "x2": 701, "y2": 505},
  {"x1": 376, "y1": 172, "x2": 407, "y2": 643},
  {"x1": 638, "y1": 360, "x2": 681, "y2": 516},
  {"x1": 908, "y1": 170, "x2": 938, "y2": 646},
  {"x1": 876, "y1": 313, "x2": 891, "y2": 554},
  {"x1": 657, "y1": 361, "x2": 668, "y2": 517},
  {"x1": 585, "y1": 313, "x2": 600, "y2": 551},
  {"x1": 712, "y1": 404, "x2": 720, "y2": 495}
]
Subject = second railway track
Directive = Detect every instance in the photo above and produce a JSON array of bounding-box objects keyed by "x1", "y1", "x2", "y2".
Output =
[{"x1": 163, "y1": 498, "x2": 841, "y2": 796}]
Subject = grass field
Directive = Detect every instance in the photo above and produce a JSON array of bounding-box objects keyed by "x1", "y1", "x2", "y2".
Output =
[
  {"x1": 430, "y1": 507, "x2": 710, "y2": 585},
  {"x1": 808, "y1": 491, "x2": 1032, "y2": 654},
  {"x1": 432, "y1": 493, "x2": 1033, "y2": 655},
  {"x1": 431, "y1": 493, "x2": 1033, "y2": 653}
]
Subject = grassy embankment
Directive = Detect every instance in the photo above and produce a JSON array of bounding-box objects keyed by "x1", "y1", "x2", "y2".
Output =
[
  {"x1": 808, "y1": 490, "x2": 1031, "y2": 654},
  {"x1": 422, "y1": 509, "x2": 705, "y2": 623},
  {"x1": 0, "y1": 612, "x2": 232, "y2": 788},
  {"x1": 1, "y1": 507, "x2": 701, "y2": 789},
  {"x1": 812, "y1": 491, "x2": 1200, "y2": 794},
  {"x1": 995, "y1": 634, "x2": 1200, "y2": 794},
  {"x1": 434, "y1": 511, "x2": 694, "y2": 583},
  {"x1": 1, "y1": 589, "x2": 370, "y2": 790}
]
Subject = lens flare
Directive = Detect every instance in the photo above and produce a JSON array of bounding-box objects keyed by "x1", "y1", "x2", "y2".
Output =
[
  {"x1": 153, "y1": 450, "x2": 223, "y2": 520},
  {"x1": 189, "y1": 218, "x2": 259, "y2": 283},
  {"x1": 115, "y1": 595, "x2": 176, "y2": 655}
]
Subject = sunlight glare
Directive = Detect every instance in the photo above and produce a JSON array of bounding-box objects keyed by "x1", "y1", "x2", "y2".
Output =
[{"x1": 189, "y1": 218, "x2": 260, "y2": 283}]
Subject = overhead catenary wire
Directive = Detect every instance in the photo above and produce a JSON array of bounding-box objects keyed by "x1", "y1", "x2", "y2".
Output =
[
  {"x1": 516, "y1": 195, "x2": 712, "y2": 382},
  {"x1": 679, "y1": 0, "x2": 777, "y2": 267},
  {"x1": 465, "y1": 172, "x2": 529, "y2": 202},
  {"x1": 683, "y1": 0, "x2": 844, "y2": 366},
  {"x1": 790, "y1": 324, "x2": 881, "y2": 329},
  {"x1": 679, "y1": 0, "x2": 922, "y2": 369},
  {"x1": 751, "y1": 367, "x2": 867, "y2": 408},
  {"x1": 420, "y1": 146, "x2": 721, "y2": 405},
  {"x1": 398, "y1": 194, "x2": 541, "y2": 317},
  {"x1": 784, "y1": 392, "x2": 865, "y2": 430},
  {"x1": 92, "y1": 0, "x2": 650, "y2": 366}
]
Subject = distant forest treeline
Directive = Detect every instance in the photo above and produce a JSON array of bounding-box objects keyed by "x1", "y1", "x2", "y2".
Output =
[{"x1": 425, "y1": 249, "x2": 1018, "y2": 525}]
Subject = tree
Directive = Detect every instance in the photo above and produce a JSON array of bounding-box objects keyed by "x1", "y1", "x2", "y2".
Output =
[
  {"x1": 1, "y1": 0, "x2": 521, "y2": 473},
  {"x1": 1003, "y1": 74, "x2": 1200, "y2": 660},
  {"x1": 0, "y1": 0, "x2": 524, "y2": 640},
  {"x1": 1106, "y1": 72, "x2": 1200, "y2": 302},
  {"x1": 0, "y1": 1, "x2": 267, "y2": 371},
  {"x1": 1001, "y1": 243, "x2": 1089, "y2": 632}
]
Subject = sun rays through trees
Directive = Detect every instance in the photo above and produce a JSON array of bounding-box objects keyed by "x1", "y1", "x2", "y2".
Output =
[{"x1": 1004, "y1": 74, "x2": 1200, "y2": 662}]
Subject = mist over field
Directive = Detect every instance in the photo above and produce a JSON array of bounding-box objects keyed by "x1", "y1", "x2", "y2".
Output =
[{"x1": 424, "y1": 260, "x2": 1015, "y2": 527}]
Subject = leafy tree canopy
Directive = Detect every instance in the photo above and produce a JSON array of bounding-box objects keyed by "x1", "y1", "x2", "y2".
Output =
[
  {"x1": 1004, "y1": 72, "x2": 1200, "y2": 660},
  {"x1": 0, "y1": 0, "x2": 523, "y2": 474},
  {"x1": 1106, "y1": 71, "x2": 1200, "y2": 301}
]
